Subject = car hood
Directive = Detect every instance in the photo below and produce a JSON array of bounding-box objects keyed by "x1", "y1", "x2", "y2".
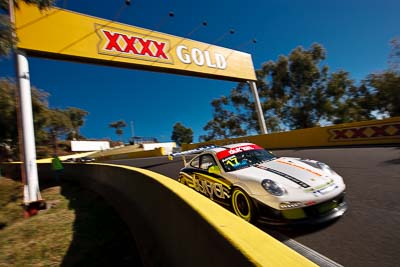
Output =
[{"x1": 232, "y1": 157, "x2": 337, "y2": 190}]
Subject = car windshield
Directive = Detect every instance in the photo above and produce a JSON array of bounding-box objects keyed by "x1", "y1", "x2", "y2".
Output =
[{"x1": 219, "y1": 148, "x2": 276, "y2": 172}]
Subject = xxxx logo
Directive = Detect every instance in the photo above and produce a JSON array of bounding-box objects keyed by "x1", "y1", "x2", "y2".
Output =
[
  {"x1": 96, "y1": 25, "x2": 172, "y2": 63},
  {"x1": 328, "y1": 122, "x2": 400, "y2": 141}
]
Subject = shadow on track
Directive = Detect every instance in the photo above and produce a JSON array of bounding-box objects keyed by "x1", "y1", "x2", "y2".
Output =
[
  {"x1": 255, "y1": 218, "x2": 341, "y2": 241},
  {"x1": 384, "y1": 158, "x2": 400, "y2": 165},
  {"x1": 41, "y1": 178, "x2": 143, "y2": 266}
]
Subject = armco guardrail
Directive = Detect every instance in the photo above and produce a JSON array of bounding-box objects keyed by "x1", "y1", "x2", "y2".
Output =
[
  {"x1": 182, "y1": 117, "x2": 400, "y2": 151},
  {"x1": 1, "y1": 163, "x2": 317, "y2": 267}
]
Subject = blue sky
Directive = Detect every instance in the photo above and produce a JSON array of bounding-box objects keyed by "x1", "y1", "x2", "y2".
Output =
[{"x1": 1, "y1": 0, "x2": 399, "y2": 143}]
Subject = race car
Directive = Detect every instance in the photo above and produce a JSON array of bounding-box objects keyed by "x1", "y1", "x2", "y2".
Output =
[{"x1": 169, "y1": 143, "x2": 347, "y2": 225}]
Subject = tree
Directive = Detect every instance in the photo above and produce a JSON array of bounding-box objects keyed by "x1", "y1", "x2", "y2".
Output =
[
  {"x1": 64, "y1": 107, "x2": 88, "y2": 140},
  {"x1": 364, "y1": 71, "x2": 400, "y2": 117},
  {"x1": 0, "y1": 78, "x2": 17, "y2": 141},
  {"x1": 0, "y1": 0, "x2": 54, "y2": 57},
  {"x1": 360, "y1": 37, "x2": 400, "y2": 117},
  {"x1": 267, "y1": 43, "x2": 329, "y2": 129},
  {"x1": 0, "y1": 11, "x2": 14, "y2": 56},
  {"x1": 171, "y1": 122, "x2": 193, "y2": 146},
  {"x1": 0, "y1": 79, "x2": 91, "y2": 157},
  {"x1": 202, "y1": 43, "x2": 385, "y2": 140},
  {"x1": 0, "y1": 78, "x2": 51, "y2": 158},
  {"x1": 388, "y1": 37, "x2": 400, "y2": 72},
  {"x1": 202, "y1": 43, "x2": 333, "y2": 139},
  {"x1": 46, "y1": 109, "x2": 72, "y2": 154},
  {"x1": 199, "y1": 97, "x2": 247, "y2": 142},
  {"x1": 324, "y1": 70, "x2": 375, "y2": 124},
  {"x1": 109, "y1": 120, "x2": 127, "y2": 142},
  {"x1": 0, "y1": 78, "x2": 17, "y2": 159}
]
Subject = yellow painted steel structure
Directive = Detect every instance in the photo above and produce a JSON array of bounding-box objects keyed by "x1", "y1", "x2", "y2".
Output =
[
  {"x1": 14, "y1": 2, "x2": 256, "y2": 82},
  {"x1": 183, "y1": 117, "x2": 400, "y2": 150}
]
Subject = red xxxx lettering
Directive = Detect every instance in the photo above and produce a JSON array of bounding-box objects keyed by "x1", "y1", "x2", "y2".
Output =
[{"x1": 101, "y1": 30, "x2": 168, "y2": 59}]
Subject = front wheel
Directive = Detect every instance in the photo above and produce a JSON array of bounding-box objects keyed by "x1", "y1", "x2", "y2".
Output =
[
  {"x1": 231, "y1": 187, "x2": 255, "y2": 222},
  {"x1": 178, "y1": 175, "x2": 186, "y2": 185}
]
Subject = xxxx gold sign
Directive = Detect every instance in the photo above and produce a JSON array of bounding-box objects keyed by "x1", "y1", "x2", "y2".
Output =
[
  {"x1": 14, "y1": 3, "x2": 256, "y2": 81},
  {"x1": 96, "y1": 25, "x2": 172, "y2": 63}
]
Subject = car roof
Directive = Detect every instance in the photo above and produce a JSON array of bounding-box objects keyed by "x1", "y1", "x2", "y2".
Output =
[
  {"x1": 203, "y1": 143, "x2": 258, "y2": 154},
  {"x1": 169, "y1": 142, "x2": 264, "y2": 161}
]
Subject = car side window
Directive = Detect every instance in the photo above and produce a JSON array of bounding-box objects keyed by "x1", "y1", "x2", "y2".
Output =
[
  {"x1": 190, "y1": 156, "x2": 200, "y2": 168},
  {"x1": 200, "y1": 154, "x2": 217, "y2": 171}
]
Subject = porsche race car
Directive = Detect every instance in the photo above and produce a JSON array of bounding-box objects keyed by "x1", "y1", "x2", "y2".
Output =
[{"x1": 169, "y1": 143, "x2": 347, "y2": 225}]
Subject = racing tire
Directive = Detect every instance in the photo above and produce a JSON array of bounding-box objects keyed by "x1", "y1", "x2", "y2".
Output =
[
  {"x1": 231, "y1": 187, "x2": 255, "y2": 222},
  {"x1": 178, "y1": 175, "x2": 185, "y2": 185}
]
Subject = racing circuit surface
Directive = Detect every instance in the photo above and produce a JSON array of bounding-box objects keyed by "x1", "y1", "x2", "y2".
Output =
[{"x1": 108, "y1": 146, "x2": 400, "y2": 267}]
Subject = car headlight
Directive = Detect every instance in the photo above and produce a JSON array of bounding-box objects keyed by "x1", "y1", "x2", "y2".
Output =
[
  {"x1": 261, "y1": 179, "x2": 286, "y2": 196},
  {"x1": 317, "y1": 162, "x2": 337, "y2": 175}
]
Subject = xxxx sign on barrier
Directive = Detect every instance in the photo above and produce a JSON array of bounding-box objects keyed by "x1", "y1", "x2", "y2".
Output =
[
  {"x1": 14, "y1": 3, "x2": 256, "y2": 82},
  {"x1": 328, "y1": 122, "x2": 400, "y2": 141}
]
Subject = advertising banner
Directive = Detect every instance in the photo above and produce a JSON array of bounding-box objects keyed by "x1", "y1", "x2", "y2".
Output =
[{"x1": 15, "y1": 3, "x2": 256, "y2": 81}]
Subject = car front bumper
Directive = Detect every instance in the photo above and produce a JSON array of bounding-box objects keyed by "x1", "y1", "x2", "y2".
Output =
[{"x1": 254, "y1": 192, "x2": 348, "y2": 226}]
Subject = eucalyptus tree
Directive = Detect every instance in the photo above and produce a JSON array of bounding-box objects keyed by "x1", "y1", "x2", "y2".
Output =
[
  {"x1": 324, "y1": 70, "x2": 375, "y2": 124},
  {"x1": 64, "y1": 107, "x2": 89, "y2": 140},
  {"x1": 201, "y1": 43, "x2": 333, "y2": 139},
  {"x1": 364, "y1": 71, "x2": 400, "y2": 117},
  {"x1": 109, "y1": 120, "x2": 127, "y2": 142},
  {"x1": 361, "y1": 37, "x2": 400, "y2": 117},
  {"x1": 46, "y1": 108, "x2": 72, "y2": 154},
  {"x1": 388, "y1": 37, "x2": 400, "y2": 72},
  {"x1": 200, "y1": 96, "x2": 251, "y2": 142},
  {"x1": 171, "y1": 122, "x2": 193, "y2": 146},
  {"x1": 0, "y1": 0, "x2": 54, "y2": 57},
  {"x1": 265, "y1": 43, "x2": 330, "y2": 129},
  {"x1": 0, "y1": 79, "x2": 17, "y2": 159},
  {"x1": 0, "y1": 78, "x2": 51, "y2": 158},
  {"x1": 201, "y1": 42, "x2": 387, "y2": 140}
]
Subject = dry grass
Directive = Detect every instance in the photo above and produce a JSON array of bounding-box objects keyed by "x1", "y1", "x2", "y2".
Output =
[{"x1": 0, "y1": 177, "x2": 142, "y2": 266}]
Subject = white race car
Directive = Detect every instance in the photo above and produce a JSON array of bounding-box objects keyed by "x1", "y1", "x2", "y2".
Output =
[{"x1": 170, "y1": 143, "x2": 347, "y2": 225}]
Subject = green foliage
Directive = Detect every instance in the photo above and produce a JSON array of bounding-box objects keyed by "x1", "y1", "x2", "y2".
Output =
[
  {"x1": 0, "y1": 0, "x2": 55, "y2": 10},
  {"x1": 199, "y1": 97, "x2": 247, "y2": 142},
  {"x1": 0, "y1": 0, "x2": 55, "y2": 57},
  {"x1": 64, "y1": 107, "x2": 89, "y2": 140},
  {"x1": 202, "y1": 43, "x2": 335, "y2": 139},
  {"x1": 0, "y1": 79, "x2": 17, "y2": 142},
  {"x1": 0, "y1": 79, "x2": 51, "y2": 158},
  {"x1": 0, "y1": 79, "x2": 88, "y2": 158},
  {"x1": 201, "y1": 42, "x2": 396, "y2": 140},
  {"x1": 46, "y1": 108, "x2": 73, "y2": 154},
  {"x1": 171, "y1": 122, "x2": 193, "y2": 146},
  {"x1": 324, "y1": 70, "x2": 374, "y2": 124},
  {"x1": 109, "y1": 120, "x2": 127, "y2": 141},
  {"x1": 265, "y1": 43, "x2": 329, "y2": 129},
  {"x1": 15, "y1": 0, "x2": 55, "y2": 10},
  {"x1": 364, "y1": 71, "x2": 400, "y2": 117},
  {"x1": 358, "y1": 38, "x2": 400, "y2": 118},
  {"x1": 0, "y1": 14, "x2": 15, "y2": 57},
  {"x1": 388, "y1": 37, "x2": 400, "y2": 72}
]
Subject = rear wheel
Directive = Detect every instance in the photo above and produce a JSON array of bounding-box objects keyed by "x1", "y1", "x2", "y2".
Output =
[{"x1": 231, "y1": 188, "x2": 255, "y2": 222}]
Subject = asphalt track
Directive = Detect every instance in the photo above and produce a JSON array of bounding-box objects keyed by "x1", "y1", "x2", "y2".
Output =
[{"x1": 108, "y1": 146, "x2": 400, "y2": 267}]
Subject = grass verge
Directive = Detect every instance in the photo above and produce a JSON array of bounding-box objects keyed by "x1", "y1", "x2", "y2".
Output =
[{"x1": 0, "y1": 177, "x2": 142, "y2": 266}]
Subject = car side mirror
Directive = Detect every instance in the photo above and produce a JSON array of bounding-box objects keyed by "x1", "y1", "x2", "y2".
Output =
[{"x1": 208, "y1": 165, "x2": 221, "y2": 175}]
